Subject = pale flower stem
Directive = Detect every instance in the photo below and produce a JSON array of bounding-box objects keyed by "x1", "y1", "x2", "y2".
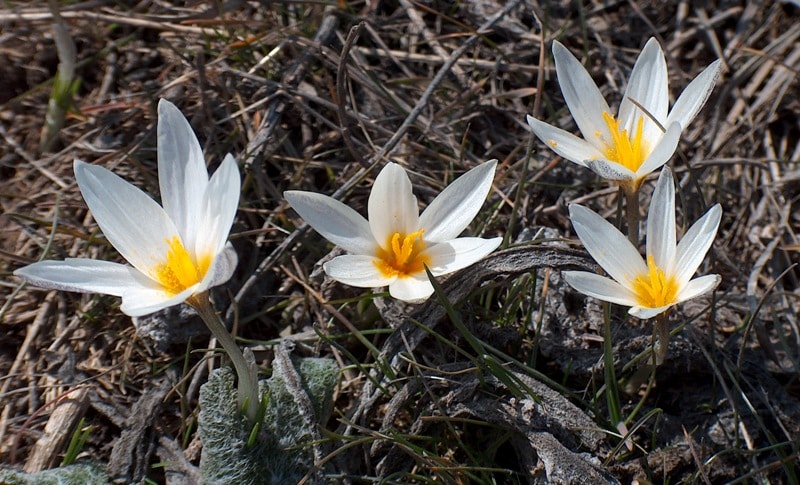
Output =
[
  {"x1": 653, "y1": 312, "x2": 671, "y2": 366},
  {"x1": 186, "y1": 293, "x2": 258, "y2": 422},
  {"x1": 624, "y1": 186, "x2": 640, "y2": 246}
]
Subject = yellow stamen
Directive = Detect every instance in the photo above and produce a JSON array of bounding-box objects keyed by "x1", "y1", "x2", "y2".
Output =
[
  {"x1": 602, "y1": 112, "x2": 648, "y2": 172},
  {"x1": 154, "y1": 236, "x2": 207, "y2": 295},
  {"x1": 374, "y1": 229, "x2": 430, "y2": 278},
  {"x1": 631, "y1": 255, "x2": 678, "y2": 308}
]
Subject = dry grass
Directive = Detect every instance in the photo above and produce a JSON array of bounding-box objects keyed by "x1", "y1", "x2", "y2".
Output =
[{"x1": 1, "y1": 0, "x2": 799, "y2": 483}]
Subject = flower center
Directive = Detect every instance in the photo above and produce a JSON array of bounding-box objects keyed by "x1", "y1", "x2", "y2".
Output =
[
  {"x1": 375, "y1": 229, "x2": 430, "y2": 278},
  {"x1": 601, "y1": 112, "x2": 648, "y2": 172},
  {"x1": 154, "y1": 236, "x2": 210, "y2": 295},
  {"x1": 631, "y1": 255, "x2": 678, "y2": 309}
]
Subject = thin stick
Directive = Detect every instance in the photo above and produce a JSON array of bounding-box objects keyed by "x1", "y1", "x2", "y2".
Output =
[{"x1": 336, "y1": 21, "x2": 367, "y2": 167}]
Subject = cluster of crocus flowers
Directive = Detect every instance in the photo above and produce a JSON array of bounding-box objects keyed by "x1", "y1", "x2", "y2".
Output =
[
  {"x1": 14, "y1": 99, "x2": 259, "y2": 420},
  {"x1": 285, "y1": 160, "x2": 502, "y2": 303},
  {"x1": 12, "y1": 37, "x2": 724, "y2": 426},
  {"x1": 527, "y1": 37, "x2": 721, "y2": 194},
  {"x1": 524, "y1": 37, "x2": 723, "y2": 363}
]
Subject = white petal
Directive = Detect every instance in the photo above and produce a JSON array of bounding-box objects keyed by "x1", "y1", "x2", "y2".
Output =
[
  {"x1": 562, "y1": 271, "x2": 639, "y2": 307},
  {"x1": 14, "y1": 259, "x2": 149, "y2": 296},
  {"x1": 629, "y1": 304, "x2": 673, "y2": 320},
  {"x1": 13, "y1": 254, "x2": 206, "y2": 317},
  {"x1": 323, "y1": 254, "x2": 395, "y2": 288},
  {"x1": 526, "y1": 116, "x2": 603, "y2": 167},
  {"x1": 120, "y1": 286, "x2": 194, "y2": 317},
  {"x1": 569, "y1": 204, "x2": 647, "y2": 287},
  {"x1": 284, "y1": 190, "x2": 376, "y2": 255},
  {"x1": 585, "y1": 159, "x2": 636, "y2": 181},
  {"x1": 74, "y1": 160, "x2": 180, "y2": 278},
  {"x1": 388, "y1": 275, "x2": 434, "y2": 303},
  {"x1": 419, "y1": 160, "x2": 496, "y2": 243},
  {"x1": 675, "y1": 274, "x2": 721, "y2": 303},
  {"x1": 646, "y1": 167, "x2": 676, "y2": 272},
  {"x1": 425, "y1": 237, "x2": 501, "y2": 275},
  {"x1": 552, "y1": 41, "x2": 613, "y2": 151},
  {"x1": 157, "y1": 99, "x2": 208, "y2": 244},
  {"x1": 200, "y1": 243, "x2": 238, "y2": 291},
  {"x1": 368, "y1": 163, "x2": 420, "y2": 245},
  {"x1": 666, "y1": 59, "x2": 722, "y2": 130},
  {"x1": 194, "y1": 154, "x2": 240, "y2": 260},
  {"x1": 673, "y1": 204, "x2": 722, "y2": 285},
  {"x1": 619, "y1": 38, "x2": 669, "y2": 140},
  {"x1": 635, "y1": 122, "x2": 682, "y2": 178}
]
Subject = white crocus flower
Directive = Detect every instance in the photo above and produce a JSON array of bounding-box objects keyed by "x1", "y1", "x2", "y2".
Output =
[
  {"x1": 527, "y1": 38, "x2": 721, "y2": 192},
  {"x1": 14, "y1": 99, "x2": 240, "y2": 317},
  {"x1": 563, "y1": 167, "x2": 721, "y2": 319},
  {"x1": 285, "y1": 160, "x2": 502, "y2": 303}
]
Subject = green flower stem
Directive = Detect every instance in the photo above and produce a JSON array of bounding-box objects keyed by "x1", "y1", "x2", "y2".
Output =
[
  {"x1": 602, "y1": 303, "x2": 622, "y2": 426},
  {"x1": 624, "y1": 186, "x2": 640, "y2": 246},
  {"x1": 40, "y1": 2, "x2": 77, "y2": 152},
  {"x1": 653, "y1": 312, "x2": 670, "y2": 366},
  {"x1": 187, "y1": 292, "x2": 258, "y2": 422}
]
